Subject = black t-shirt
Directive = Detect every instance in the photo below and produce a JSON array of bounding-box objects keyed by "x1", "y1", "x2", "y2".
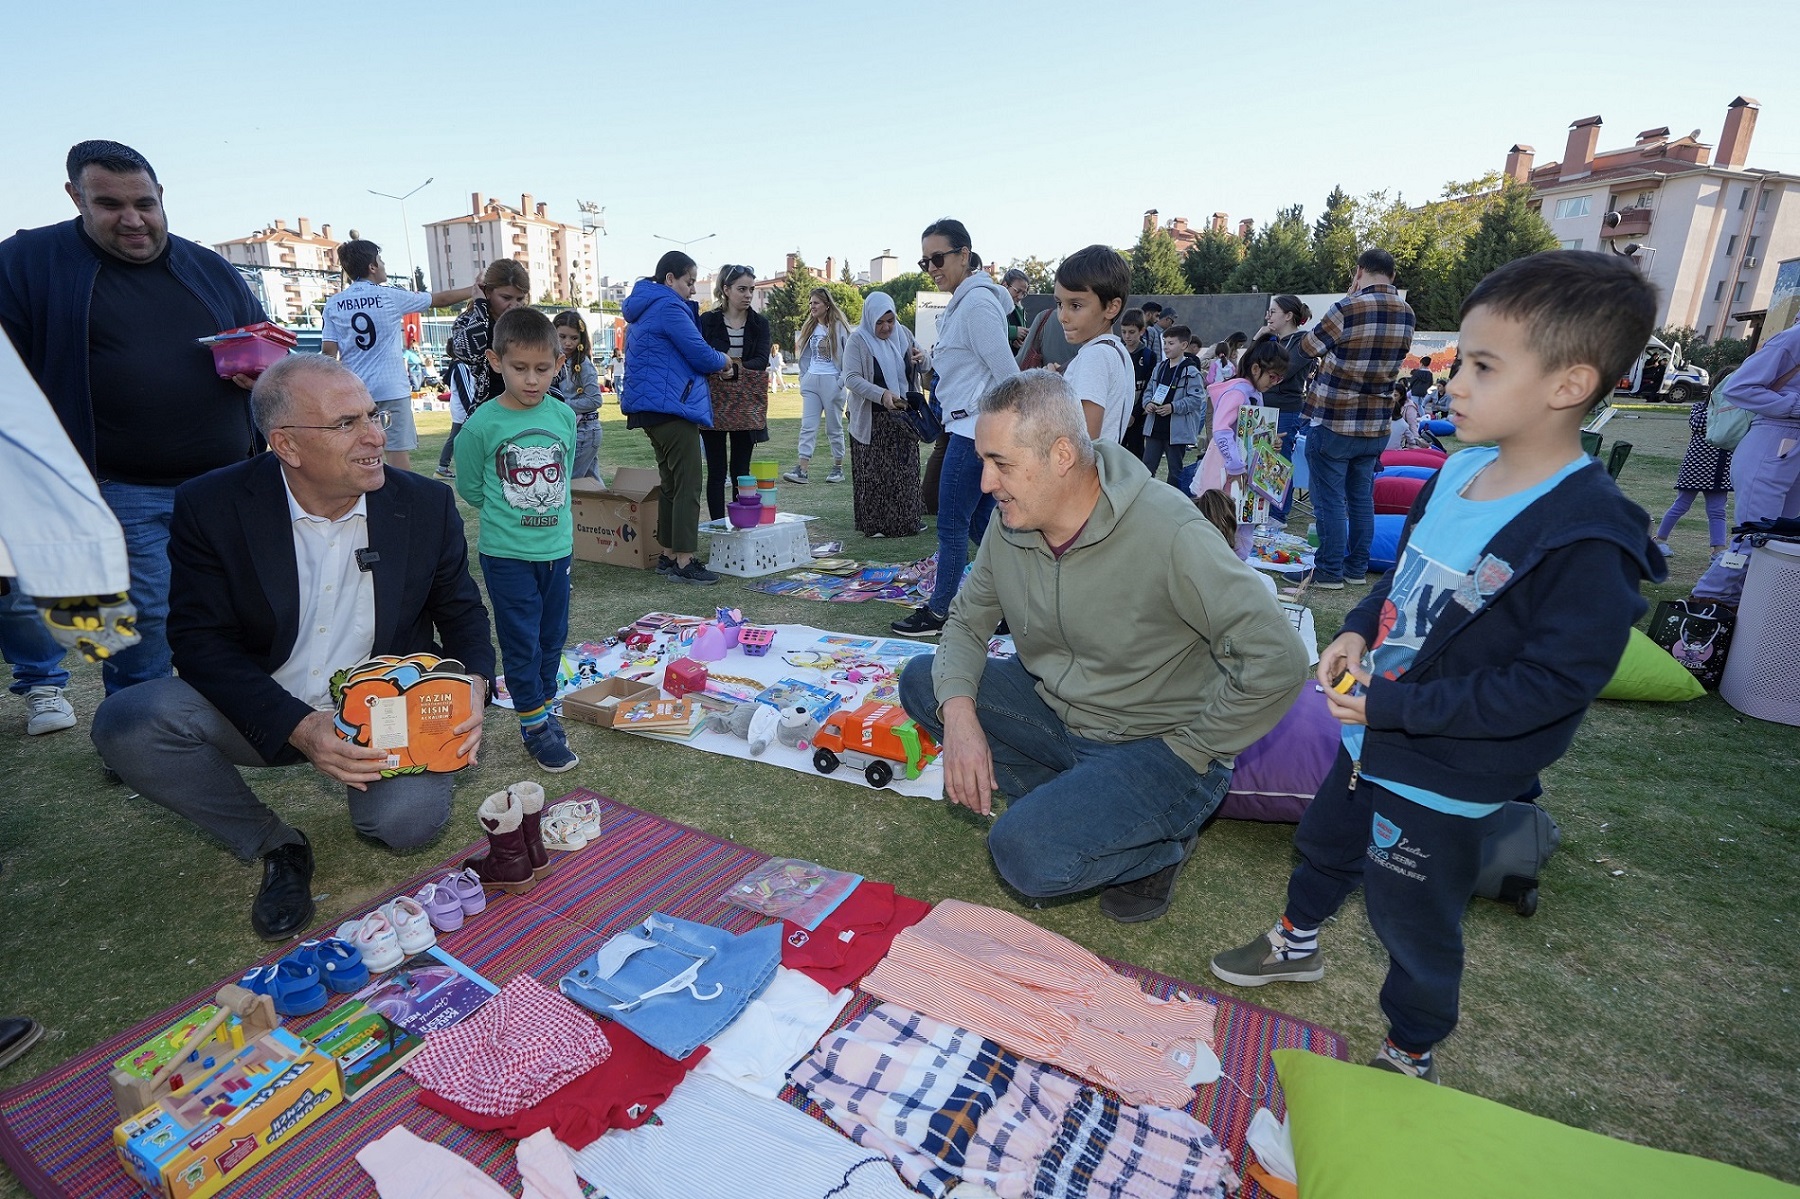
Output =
[
  {"x1": 1409, "y1": 367, "x2": 1433, "y2": 396},
  {"x1": 1261, "y1": 331, "x2": 1312, "y2": 413},
  {"x1": 83, "y1": 228, "x2": 255, "y2": 485}
]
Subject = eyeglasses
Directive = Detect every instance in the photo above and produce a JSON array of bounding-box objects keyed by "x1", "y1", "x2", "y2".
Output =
[
  {"x1": 918, "y1": 248, "x2": 966, "y2": 272},
  {"x1": 275, "y1": 410, "x2": 392, "y2": 435},
  {"x1": 504, "y1": 460, "x2": 563, "y2": 487}
]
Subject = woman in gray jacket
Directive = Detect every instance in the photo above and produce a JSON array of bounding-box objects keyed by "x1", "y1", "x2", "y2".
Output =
[{"x1": 843, "y1": 292, "x2": 926, "y2": 537}]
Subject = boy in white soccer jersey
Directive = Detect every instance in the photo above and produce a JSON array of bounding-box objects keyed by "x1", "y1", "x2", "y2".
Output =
[{"x1": 322, "y1": 239, "x2": 471, "y2": 471}]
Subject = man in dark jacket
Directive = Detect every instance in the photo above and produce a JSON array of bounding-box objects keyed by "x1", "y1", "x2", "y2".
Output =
[
  {"x1": 0, "y1": 140, "x2": 267, "y2": 697},
  {"x1": 91, "y1": 356, "x2": 494, "y2": 940}
]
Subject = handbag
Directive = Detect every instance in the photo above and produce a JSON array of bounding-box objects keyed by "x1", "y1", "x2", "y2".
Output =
[
  {"x1": 1707, "y1": 359, "x2": 1800, "y2": 450},
  {"x1": 893, "y1": 359, "x2": 943, "y2": 444},
  {"x1": 1647, "y1": 599, "x2": 1735, "y2": 690}
]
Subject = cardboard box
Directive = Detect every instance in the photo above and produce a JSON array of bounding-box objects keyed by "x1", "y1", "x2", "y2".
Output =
[
  {"x1": 114, "y1": 1028, "x2": 340, "y2": 1199},
  {"x1": 572, "y1": 468, "x2": 666, "y2": 569},
  {"x1": 560, "y1": 676, "x2": 662, "y2": 728}
]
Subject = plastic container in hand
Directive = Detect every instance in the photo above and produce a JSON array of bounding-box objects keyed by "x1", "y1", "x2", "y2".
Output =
[{"x1": 197, "y1": 322, "x2": 297, "y2": 379}]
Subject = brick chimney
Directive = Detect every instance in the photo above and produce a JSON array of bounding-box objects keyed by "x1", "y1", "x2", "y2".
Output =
[
  {"x1": 1210, "y1": 213, "x2": 1228, "y2": 233},
  {"x1": 320, "y1": 224, "x2": 332, "y2": 240},
  {"x1": 471, "y1": 191, "x2": 484, "y2": 215},
  {"x1": 297, "y1": 217, "x2": 312, "y2": 237},
  {"x1": 785, "y1": 251, "x2": 798, "y2": 275},
  {"x1": 1144, "y1": 209, "x2": 1159, "y2": 235},
  {"x1": 1560, "y1": 116, "x2": 1602, "y2": 180},
  {"x1": 1503, "y1": 144, "x2": 1535, "y2": 185},
  {"x1": 825, "y1": 256, "x2": 835, "y2": 280},
  {"x1": 1718, "y1": 96, "x2": 1761, "y2": 170},
  {"x1": 520, "y1": 194, "x2": 534, "y2": 214},
  {"x1": 1171, "y1": 216, "x2": 1189, "y2": 236},
  {"x1": 1635, "y1": 126, "x2": 1670, "y2": 147},
  {"x1": 535, "y1": 202, "x2": 548, "y2": 218},
  {"x1": 1237, "y1": 218, "x2": 1254, "y2": 240},
  {"x1": 273, "y1": 219, "x2": 286, "y2": 231}
]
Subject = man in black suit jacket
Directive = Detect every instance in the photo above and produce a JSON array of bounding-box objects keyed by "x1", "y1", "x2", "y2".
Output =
[{"x1": 93, "y1": 355, "x2": 495, "y2": 939}]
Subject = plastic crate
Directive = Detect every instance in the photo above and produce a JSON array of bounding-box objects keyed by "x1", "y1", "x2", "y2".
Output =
[{"x1": 701, "y1": 513, "x2": 815, "y2": 577}]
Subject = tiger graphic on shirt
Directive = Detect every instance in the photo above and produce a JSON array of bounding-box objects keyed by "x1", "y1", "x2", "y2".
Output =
[{"x1": 493, "y1": 434, "x2": 567, "y2": 524}]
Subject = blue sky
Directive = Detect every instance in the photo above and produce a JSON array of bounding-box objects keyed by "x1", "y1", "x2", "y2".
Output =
[{"x1": 5, "y1": 0, "x2": 1796, "y2": 290}]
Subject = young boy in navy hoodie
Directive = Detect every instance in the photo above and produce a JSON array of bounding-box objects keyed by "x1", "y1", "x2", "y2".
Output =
[{"x1": 1209, "y1": 252, "x2": 1666, "y2": 1082}]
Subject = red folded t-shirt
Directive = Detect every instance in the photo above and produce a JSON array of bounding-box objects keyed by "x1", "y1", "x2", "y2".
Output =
[
  {"x1": 782, "y1": 881, "x2": 931, "y2": 992},
  {"x1": 417, "y1": 1022, "x2": 704, "y2": 1149}
]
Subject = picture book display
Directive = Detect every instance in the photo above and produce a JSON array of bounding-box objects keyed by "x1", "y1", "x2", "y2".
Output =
[{"x1": 352, "y1": 947, "x2": 497, "y2": 1038}]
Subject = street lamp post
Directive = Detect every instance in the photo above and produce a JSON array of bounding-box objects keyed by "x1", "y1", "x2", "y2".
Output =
[{"x1": 368, "y1": 177, "x2": 434, "y2": 289}]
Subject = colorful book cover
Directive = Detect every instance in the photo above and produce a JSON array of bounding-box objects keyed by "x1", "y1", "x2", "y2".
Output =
[
  {"x1": 353, "y1": 947, "x2": 497, "y2": 1038},
  {"x1": 613, "y1": 696, "x2": 701, "y2": 732},
  {"x1": 298, "y1": 1000, "x2": 421, "y2": 1101}
]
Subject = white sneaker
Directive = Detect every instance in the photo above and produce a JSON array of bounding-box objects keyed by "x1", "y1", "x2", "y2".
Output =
[
  {"x1": 381, "y1": 896, "x2": 437, "y2": 954},
  {"x1": 338, "y1": 911, "x2": 404, "y2": 972},
  {"x1": 24, "y1": 687, "x2": 75, "y2": 736}
]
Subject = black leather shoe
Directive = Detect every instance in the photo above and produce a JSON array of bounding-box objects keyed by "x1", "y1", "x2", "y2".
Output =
[
  {"x1": 1099, "y1": 834, "x2": 1199, "y2": 924},
  {"x1": 251, "y1": 831, "x2": 315, "y2": 942},
  {"x1": 0, "y1": 1017, "x2": 44, "y2": 1070}
]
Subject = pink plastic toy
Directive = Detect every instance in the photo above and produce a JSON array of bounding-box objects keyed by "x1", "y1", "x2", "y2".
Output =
[
  {"x1": 738, "y1": 627, "x2": 775, "y2": 657},
  {"x1": 197, "y1": 323, "x2": 296, "y2": 379},
  {"x1": 689, "y1": 624, "x2": 730, "y2": 662}
]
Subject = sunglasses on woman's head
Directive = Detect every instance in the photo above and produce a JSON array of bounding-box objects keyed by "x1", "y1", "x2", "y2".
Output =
[{"x1": 918, "y1": 249, "x2": 965, "y2": 271}]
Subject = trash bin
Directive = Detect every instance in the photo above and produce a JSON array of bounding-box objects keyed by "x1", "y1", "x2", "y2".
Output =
[{"x1": 1719, "y1": 538, "x2": 1800, "y2": 726}]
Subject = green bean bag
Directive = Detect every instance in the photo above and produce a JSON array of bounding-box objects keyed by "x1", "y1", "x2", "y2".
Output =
[
  {"x1": 1598, "y1": 626, "x2": 1704, "y2": 702},
  {"x1": 1275, "y1": 1049, "x2": 1796, "y2": 1197}
]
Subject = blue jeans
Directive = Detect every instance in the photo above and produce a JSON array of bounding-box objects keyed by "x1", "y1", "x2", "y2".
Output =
[
  {"x1": 1269, "y1": 409, "x2": 1306, "y2": 524},
  {"x1": 899, "y1": 655, "x2": 1233, "y2": 897},
  {"x1": 927, "y1": 434, "x2": 994, "y2": 617},
  {"x1": 480, "y1": 554, "x2": 571, "y2": 719},
  {"x1": 1141, "y1": 438, "x2": 1188, "y2": 484},
  {"x1": 1305, "y1": 425, "x2": 1387, "y2": 581},
  {"x1": 1284, "y1": 748, "x2": 1501, "y2": 1053},
  {"x1": 0, "y1": 586, "x2": 70, "y2": 694},
  {"x1": 97, "y1": 480, "x2": 176, "y2": 694}
]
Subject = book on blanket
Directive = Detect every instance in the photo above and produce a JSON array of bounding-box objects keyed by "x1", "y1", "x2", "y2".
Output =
[
  {"x1": 613, "y1": 695, "x2": 706, "y2": 736},
  {"x1": 298, "y1": 999, "x2": 422, "y2": 1101},
  {"x1": 352, "y1": 947, "x2": 497, "y2": 1038}
]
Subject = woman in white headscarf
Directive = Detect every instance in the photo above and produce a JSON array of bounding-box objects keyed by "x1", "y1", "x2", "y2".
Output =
[{"x1": 842, "y1": 291, "x2": 926, "y2": 538}]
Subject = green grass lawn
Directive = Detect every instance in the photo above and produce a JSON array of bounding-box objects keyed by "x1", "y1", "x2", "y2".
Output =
[{"x1": 2, "y1": 401, "x2": 1795, "y2": 1190}]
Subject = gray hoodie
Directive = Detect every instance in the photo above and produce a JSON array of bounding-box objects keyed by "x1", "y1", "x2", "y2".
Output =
[
  {"x1": 932, "y1": 440, "x2": 1308, "y2": 771},
  {"x1": 929, "y1": 272, "x2": 1020, "y2": 439}
]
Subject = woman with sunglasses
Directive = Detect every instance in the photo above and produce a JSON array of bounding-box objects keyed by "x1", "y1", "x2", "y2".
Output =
[
  {"x1": 892, "y1": 219, "x2": 1020, "y2": 638},
  {"x1": 697, "y1": 265, "x2": 771, "y2": 520}
]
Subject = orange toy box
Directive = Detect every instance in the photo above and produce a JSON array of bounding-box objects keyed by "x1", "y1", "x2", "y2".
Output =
[
  {"x1": 113, "y1": 1027, "x2": 339, "y2": 1199},
  {"x1": 331, "y1": 654, "x2": 476, "y2": 776}
]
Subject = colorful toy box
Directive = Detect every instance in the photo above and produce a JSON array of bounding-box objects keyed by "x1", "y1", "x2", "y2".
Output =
[
  {"x1": 108, "y1": 988, "x2": 279, "y2": 1118},
  {"x1": 664, "y1": 657, "x2": 709, "y2": 700},
  {"x1": 738, "y1": 627, "x2": 775, "y2": 656},
  {"x1": 113, "y1": 1027, "x2": 340, "y2": 1199}
]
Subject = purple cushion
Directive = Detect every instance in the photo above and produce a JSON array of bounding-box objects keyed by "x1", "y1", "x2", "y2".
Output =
[{"x1": 1221, "y1": 685, "x2": 1339, "y2": 822}]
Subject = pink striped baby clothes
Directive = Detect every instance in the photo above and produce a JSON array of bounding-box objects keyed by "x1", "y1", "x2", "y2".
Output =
[
  {"x1": 406, "y1": 973, "x2": 612, "y2": 1117},
  {"x1": 858, "y1": 900, "x2": 1215, "y2": 1106}
]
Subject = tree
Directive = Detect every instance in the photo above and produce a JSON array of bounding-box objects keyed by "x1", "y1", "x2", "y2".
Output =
[
  {"x1": 862, "y1": 270, "x2": 935, "y2": 330},
  {"x1": 1227, "y1": 206, "x2": 1316, "y2": 294},
  {"x1": 1690, "y1": 338, "x2": 1751, "y2": 377},
  {"x1": 1129, "y1": 228, "x2": 1188, "y2": 296},
  {"x1": 1003, "y1": 255, "x2": 1059, "y2": 295},
  {"x1": 839, "y1": 261, "x2": 855, "y2": 284},
  {"x1": 1182, "y1": 228, "x2": 1244, "y2": 294},
  {"x1": 1443, "y1": 181, "x2": 1560, "y2": 326},
  {"x1": 1310, "y1": 185, "x2": 1359, "y2": 292},
  {"x1": 764, "y1": 256, "x2": 813, "y2": 350},
  {"x1": 823, "y1": 279, "x2": 863, "y2": 324}
]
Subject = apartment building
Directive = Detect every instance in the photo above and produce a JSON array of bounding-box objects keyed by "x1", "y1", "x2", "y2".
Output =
[
  {"x1": 213, "y1": 217, "x2": 340, "y2": 325},
  {"x1": 1512, "y1": 97, "x2": 1798, "y2": 340},
  {"x1": 423, "y1": 193, "x2": 599, "y2": 307}
]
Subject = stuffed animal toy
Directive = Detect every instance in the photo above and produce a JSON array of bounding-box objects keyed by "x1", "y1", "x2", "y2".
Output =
[{"x1": 775, "y1": 703, "x2": 820, "y2": 751}]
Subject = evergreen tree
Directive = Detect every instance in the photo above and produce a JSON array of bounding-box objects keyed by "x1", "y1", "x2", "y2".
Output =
[
  {"x1": 1182, "y1": 229, "x2": 1244, "y2": 294},
  {"x1": 1129, "y1": 228, "x2": 1189, "y2": 296},
  {"x1": 1310, "y1": 185, "x2": 1359, "y2": 291},
  {"x1": 1227, "y1": 206, "x2": 1315, "y2": 294},
  {"x1": 1444, "y1": 182, "x2": 1561, "y2": 326},
  {"x1": 839, "y1": 261, "x2": 855, "y2": 284},
  {"x1": 764, "y1": 256, "x2": 813, "y2": 350},
  {"x1": 823, "y1": 279, "x2": 864, "y2": 324}
]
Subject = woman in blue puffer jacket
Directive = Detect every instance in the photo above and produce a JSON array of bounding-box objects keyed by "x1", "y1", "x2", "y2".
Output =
[{"x1": 621, "y1": 251, "x2": 732, "y2": 585}]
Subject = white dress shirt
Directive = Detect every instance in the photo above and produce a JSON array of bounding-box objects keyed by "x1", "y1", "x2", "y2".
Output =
[{"x1": 272, "y1": 473, "x2": 376, "y2": 710}]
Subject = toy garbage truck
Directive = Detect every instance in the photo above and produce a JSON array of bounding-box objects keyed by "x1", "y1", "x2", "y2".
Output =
[{"x1": 809, "y1": 700, "x2": 941, "y2": 788}]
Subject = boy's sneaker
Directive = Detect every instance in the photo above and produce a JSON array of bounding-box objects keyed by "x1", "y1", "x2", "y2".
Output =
[
  {"x1": 671, "y1": 558, "x2": 719, "y2": 586},
  {"x1": 890, "y1": 606, "x2": 946, "y2": 637},
  {"x1": 522, "y1": 722, "x2": 579, "y2": 773},
  {"x1": 433, "y1": 465, "x2": 455, "y2": 479},
  {"x1": 1209, "y1": 925, "x2": 1326, "y2": 987},
  {"x1": 656, "y1": 554, "x2": 678, "y2": 575},
  {"x1": 1369, "y1": 1039, "x2": 1439, "y2": 1083},
  {"x1": 1311, "y1": 577, "x2": 1346, "y2": 591},
  {"x1": 1099, "y1": 834, "x2": 1198, "y2": 923},
  {"x1": 782, "y1": 467, "x2": 810, "y2": 485},
  {"x1": 23, "y1": 687, "x2": 76, "y2": 736},
  {"x1": 1342, "y1": 575, "x2": 1369, "y2": 585},
  {"x1": 825, "y1": 463, "x2": 845, "y2": 484}
]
